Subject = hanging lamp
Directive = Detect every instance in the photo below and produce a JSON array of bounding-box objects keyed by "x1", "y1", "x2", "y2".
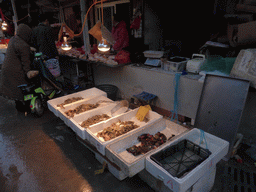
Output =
[
  {"x1": 1, "y1": 20, "x2": 7, "y2": 31},
  {"x1": 61, "y1": 26, "x2": 72, "y2": 51},
  {"x1": 98, "y1": 0, "x2": 110, "y2": 52},
  {"x1": 98, "y1": 37, "x2": 110, "y2": 52}
]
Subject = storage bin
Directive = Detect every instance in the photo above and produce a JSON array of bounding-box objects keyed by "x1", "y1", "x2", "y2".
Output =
[
  {"x1": 88, "y1": 107, "x2": 163, "y2": 156},
  {"x1": 96, "y1": 84, "x2": 118, "y2": 101},
  {"x1": 47, "y1": 87, "x2": 107, "y2": 116},
  {"x1": 57, "y1": 95, "x2": 113, "y2": 126},
  {"x1": 69, "y1": 103, "x2": 118, "y2": 140},
  {"x1": 150, "y1": 139, "x2": 211, "y2": 178},
  {"x1": 146, "y1": 128, "x2": 229, "y2": 192},
  {"x1": 105, "y1": 119, "x2": 188, "y2": 178},
  {"x1": 162, "y1": 56, "x2": 189, "y2": 72}
]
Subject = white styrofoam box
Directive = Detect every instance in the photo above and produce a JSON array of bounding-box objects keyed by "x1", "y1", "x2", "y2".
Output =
[
  {"x1": 162, "y1": 56, "x2": 189, "y2": 72},
  {"x1": 188, "y1": 165, "x2": 216, "y2": 192},
  {"x1": 145, "y1": 128, "x2": 229, "y2": 192},
  {"x1": 88, "y1": 108, "x2": 163, "y2": 156},
  {"x1": 95, "y1": 153, "x2": 127, "y2": 181},
  {"x1": 105, "y1": 119, "x2": 188, "y2": 178},
  {"x1": 57, "y1": 95, "x2": 113, "y2": 126},
  {"x1": 47, "y1": 87, "x2": 107, "y2": 116},
  {"x1": 137, "y1": 165, "x2": 216, "y2": 192},
  {"x1": 69, "y1": 103, "x2": 118, "y2": 140}
]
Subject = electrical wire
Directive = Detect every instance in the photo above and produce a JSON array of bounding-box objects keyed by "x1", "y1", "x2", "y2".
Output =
[
  {"x1": 101, "y1": 0, "x2": 104, "y2": 26},
  {"x1": 73, "y1": 0, "x2": 107, "y2": 37},
  {"x1": 4, "y1": 14, "x2": 29, "y2": 23}
]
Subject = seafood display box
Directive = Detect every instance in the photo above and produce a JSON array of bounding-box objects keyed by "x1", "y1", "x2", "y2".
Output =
[
  {"x1": 54, "y1": 95, "x2": 114, "y2": 127},
  {"x1": 105, "y1": 119, "x2": 188, "y2": 178},
  {"x1": 69, "y1": 104, "x2": 118, "y2": 140},
  {"x1": 145, "y1": 128, "x2": 229, "y2": 192},
  {"x1": 87, "y1": 107, "x2": 163, "y2": 156},
  {"x1": 47, "y1": 87, "x2": 107, "y2": 117}
]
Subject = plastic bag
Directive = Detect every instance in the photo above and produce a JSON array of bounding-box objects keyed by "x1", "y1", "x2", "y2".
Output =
[
  {"x1": 115, "y1": 50, "x2": 131, "y2": 64},
  {"x1": 45, "y1": 58, "x2": 61, "y2": 77}
]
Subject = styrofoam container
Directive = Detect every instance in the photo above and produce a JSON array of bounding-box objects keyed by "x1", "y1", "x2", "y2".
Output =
[
  {"x1": 145, "y1": 128, "x2": 229, "y2": 192},
  {"x1": 95, "y1": 153, "x2": 127, "y2": 181},
  {"x1": 47, "y1": 87, "x2": 107, "y2": 117},
  {"x1": 162, "y1": 56, "x2": 189, "y2": 72},
  {"x1": 57, "y1": 95, "x2": 113, "y2": 127},
  {"x1": 143, "y1": 50, "x2": 164, "y2": 58},
  {"x1": 88, "y1": 108, "x2": 163, "y2": 156},
  {"x1": 105, "y1": 119, "x2": 188, "y2": 178},
  {"x1": 69, "y1": 103, "x2": 118, "y2": 140},
  {"x1": 138, "y1": 165, "x2": 216, "y2": 192}
]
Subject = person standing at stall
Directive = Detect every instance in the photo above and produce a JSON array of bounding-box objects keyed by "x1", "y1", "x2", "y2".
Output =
[
  {"x1": 31, "y1": 14, "x2": 59, "y2": 60},
  {"x1": 31, "y1": 14, "x2": 62, "y2": 79},
  {"x1": 112, "y1": 13, "x2": 129, "y2": 52},
  {"x1": 0, "y1": 24, "x2": 38, "y2": 110}
]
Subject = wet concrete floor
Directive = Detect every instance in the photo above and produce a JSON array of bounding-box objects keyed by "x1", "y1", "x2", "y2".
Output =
[
  {"x1": 0, "y1": 96, "x2": 155, "y2": 192},
  {"x1": 2, "y1": 94, "x2": 256, "y2": 192}
]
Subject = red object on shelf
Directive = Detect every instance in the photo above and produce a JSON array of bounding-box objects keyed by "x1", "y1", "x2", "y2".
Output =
[
  {"x1": 0, "y1": 39, "x2": 10, "y2": 44},
  {"x1": 114, "y1": 50, "x2": 131, "y2": 64},
  {"x1": 91, "y1": 44, "x2": 98, "y2": 54},
  {"x1": 76, "y1": 48, "x2": 85, "y2": 55}
]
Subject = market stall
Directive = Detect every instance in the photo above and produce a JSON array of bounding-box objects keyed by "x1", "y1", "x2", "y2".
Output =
[{"x1": 47, "y1": 87, "x2": 229, "y2": 192}]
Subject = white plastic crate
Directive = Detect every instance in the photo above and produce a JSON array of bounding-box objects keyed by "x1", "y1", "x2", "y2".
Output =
[
  {"x1": 47, "y1": 87, "x2": 107, "y2": 117},
  {"x1": 69, "y1": 103, "x2": 118, "y2": 140},
  {"x1": 105, "y1": 119, "x2": 188, "y2": 178},
  {"x1": 88, "y1": 108, "x2": 163, "y2": 156},
  {"x1": 145, "y1": 128, "x2": 229, "y2": 192},
  {"x1": 162, "y1": 56, "x2": 189, "y2": 72},
  {"x1": 95, "y1": 153, "x2": 127, "y2": 181}
]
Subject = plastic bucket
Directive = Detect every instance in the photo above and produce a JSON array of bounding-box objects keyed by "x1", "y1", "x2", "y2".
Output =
[{"x1": 96, "y1": 84, "x2": 118, "y2": 101}]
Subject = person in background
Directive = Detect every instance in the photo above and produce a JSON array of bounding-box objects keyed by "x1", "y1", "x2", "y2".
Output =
[
  {"x1": 111, "y1": 13, "x2": 129, "y2": 52},
  {"x1": 31, "y1": 14, "x2": 62, "y2": 80},
  {"x1": 0, "y1": 24, "x2": 38, "y2": 111},
  {"x1": 31, "y1": 13, "x2": 59, "y2": 60}
]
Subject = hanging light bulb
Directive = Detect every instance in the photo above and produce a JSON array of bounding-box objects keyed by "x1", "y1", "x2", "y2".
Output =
[
  {"x1": 2, "y1": 20, "x2": 7, "y2": 27},
  {"x1": 98, "y1": 38, "x2": 110, "y2": 52},
  {"x1": 61, "y1": 26, "x2": 72, "y2": 51}
]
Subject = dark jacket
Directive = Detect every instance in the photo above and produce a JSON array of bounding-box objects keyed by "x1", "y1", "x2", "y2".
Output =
[
  {"x1": 31, "y1": 23, "x2": 58, "y2": 59},
  {"x1": 0, "y1": 24, "x2": 32, "y2": 101},
  {"x1": 112, "y1": 21, "x2": 129, "y2": 51}
]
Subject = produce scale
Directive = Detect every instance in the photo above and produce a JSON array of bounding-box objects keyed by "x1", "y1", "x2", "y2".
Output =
[{"x1": 47, "y1": 87, "x2": 229, "y2": 192}]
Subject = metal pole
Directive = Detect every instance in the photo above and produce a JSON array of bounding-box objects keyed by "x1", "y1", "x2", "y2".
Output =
[
  {"x1": 11, "y1": 0, "x2": 18, "y2": 34},
  {"x1": 80, "y1": 0, "x2": 90, "y2": 53}
]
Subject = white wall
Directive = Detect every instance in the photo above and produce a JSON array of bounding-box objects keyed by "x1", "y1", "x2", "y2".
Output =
[
  {"x1": 93, "y1": 64, "x2": 204, "y2": 119},
  {"x1": 93, "y1": 64, "x2": 256, "y2": 141}
]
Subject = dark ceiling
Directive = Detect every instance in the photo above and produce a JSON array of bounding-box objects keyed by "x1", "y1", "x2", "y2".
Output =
[{"x1": 0, "y1": 0, "x2": 82, "y2": 27}]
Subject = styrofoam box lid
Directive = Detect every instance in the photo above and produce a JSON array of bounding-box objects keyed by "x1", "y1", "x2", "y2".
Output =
[
  {"x1": 105, "y1": 119, "x2": 188, "y2": 177},
  {"x1": 69, "y1": 103, "x2": 118, "y2": 140},
  {"x1": 47, "y1": 87, "x2": 107, "y2": 117},
  {"x1": 56, "y1": 95, "x2": 114, "y2": 128},
  {"x1": 87, "y1": 107, "x2": 163, "y2": 156},
  {"x1": 145, "y1": 128, "x2": 229, "y2": 192}
]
